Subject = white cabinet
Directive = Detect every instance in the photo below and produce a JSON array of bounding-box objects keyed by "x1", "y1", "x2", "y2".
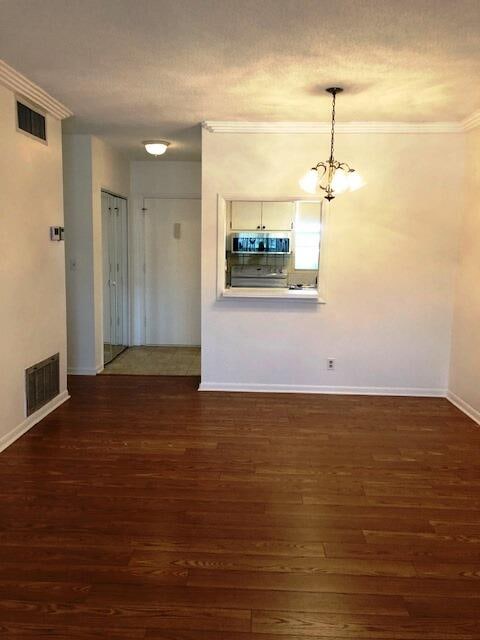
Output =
[
  {"x1": 261, "y1": 201, "x2": 294, "y2": 230},
  {"x1": 231, "y1": 201, "x2": 263, "y2": 230},
  {"x1": 231, "y1": 200, "x2": 294, "y2": 230}
]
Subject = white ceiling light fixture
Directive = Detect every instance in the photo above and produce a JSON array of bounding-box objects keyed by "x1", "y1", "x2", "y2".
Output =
[
  {"x1": 143, "y1": 140, "x2": 170, "y2": 156},
  {"x1": 299, "y1": 87, "x2": 365, "y2": 201}
]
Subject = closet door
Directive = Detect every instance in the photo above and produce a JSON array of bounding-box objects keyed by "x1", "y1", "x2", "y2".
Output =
[
  {"x1": 102, "y1": 192, "x2": 128, "y2": 364},
  {"x1": 144, "y1": 198, "x2": 200, "y2": 345},
  {"x1": 102, "y1": 193, "x2": 113, "y2": 362},
  {"x1": 111, "y1": 196, "x2": 128, "y2": 346}
]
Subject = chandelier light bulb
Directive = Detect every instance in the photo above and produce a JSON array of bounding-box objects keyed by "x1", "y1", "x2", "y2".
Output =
[
  {"x1": 299, "y1": 168, "x2": 318, "y2": 194},
  {"x1": 347, "y1": 170, "x2": 366, "y2": 192},
  {"x1": 331, "y1": 168, "x2": 350, "y2": 195}
]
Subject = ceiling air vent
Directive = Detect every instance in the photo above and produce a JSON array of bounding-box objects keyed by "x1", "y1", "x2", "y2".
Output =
[{"x1": 17, "y1": 100, "x2": 46, "y2": 141}]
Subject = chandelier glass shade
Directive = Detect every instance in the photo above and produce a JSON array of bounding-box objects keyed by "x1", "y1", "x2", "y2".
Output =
[{"x1": 299, "y1": 87, "x2": 365, "y2": 200}]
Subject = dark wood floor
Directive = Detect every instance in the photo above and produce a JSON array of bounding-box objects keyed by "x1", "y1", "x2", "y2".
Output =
[{"x1": 1, "y1": 375, "x2": 480, "y2": 638}]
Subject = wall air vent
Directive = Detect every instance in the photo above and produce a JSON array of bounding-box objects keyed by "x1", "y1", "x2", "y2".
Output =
[
  {"x1": 25, "y1": 354, "x2": 59, "y2": 416},
  {"x1": 17, "y1": 100, "x2": 46, "y2": 141}
]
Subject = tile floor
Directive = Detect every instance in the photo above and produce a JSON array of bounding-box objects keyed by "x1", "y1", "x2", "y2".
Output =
[
  {"x1": 101, "y1": 346, "x2": 200, "y2": 376},
  {"x1": 103, "y1": 343, "x2": 127, "y2": 365}
]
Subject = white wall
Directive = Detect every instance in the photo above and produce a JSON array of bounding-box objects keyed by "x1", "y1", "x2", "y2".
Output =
[
  {"x1": 0, "y1": 83, "x2": 68, "y2": 450},
  {"x1": 201, "y1": 129, "x2": 464, "y2": 393},
  {"x1": 63, "y1": 134, "x2": 129, "y2": 373},
  {"x1": 130, "y1": 160, "x2": 201, "y2": 197},
  {"x1": 130, "y1": 161, "x2": 201, "y2": 344},
  {"x1": 449, "y1": 126, "x2": 480, "y2": 420},
  {"x1": 63, "y1": 134, "x2": 95, "y2": 372}
]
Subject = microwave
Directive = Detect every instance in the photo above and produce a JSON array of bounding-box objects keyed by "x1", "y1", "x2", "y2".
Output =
[{"x1": 231, "y1": 232, "x2": 291, "y2": 255}]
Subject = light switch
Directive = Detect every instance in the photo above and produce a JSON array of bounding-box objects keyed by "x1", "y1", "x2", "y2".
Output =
[
  {"x1": 50, "y1": 226, "x2": 64, "y2": 241},
  {"x1": 173, "y1": 222, "x2": 181, "y2": 239}
]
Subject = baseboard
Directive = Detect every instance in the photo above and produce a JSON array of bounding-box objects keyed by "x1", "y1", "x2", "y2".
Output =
[
  {"x1": 0, "y1": 390, "x2": 70, "y2": 454},
  {"x1": 67, "y1": 365, "x2": 103, "y2": 375},
  {"x1": 447, "y1": 391, "x2": 480, "y2": 426},
  {"x1": 198, "y1": 382, "x2": 446, "y2": 397}
]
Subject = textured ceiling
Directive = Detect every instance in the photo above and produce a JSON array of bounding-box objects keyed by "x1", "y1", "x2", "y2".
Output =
[{"x1": 1, "y1": 0, "x2": 479, "y2": 159}]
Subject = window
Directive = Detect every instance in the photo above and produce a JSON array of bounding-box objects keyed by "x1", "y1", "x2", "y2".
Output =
[
  {"x1": 294, "y1": 202, "x2": 321, "y2": 270},
  {"x1": 17, "y1": 100, "x2": 46, "y2": 141}
]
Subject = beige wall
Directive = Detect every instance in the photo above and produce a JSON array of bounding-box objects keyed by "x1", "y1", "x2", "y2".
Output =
[
  {"x1": 63, "y1": 134, "x2": 129, "y2": 373},
  {"x1": 0, "y1": 84, "x2": 67, "y2": 449},
  {"x1": 449, "y1": 126, "x2": 480, "y2": 418},
  {"x1": 201, "y1": 129, "x2": 464, "y2": 393}
]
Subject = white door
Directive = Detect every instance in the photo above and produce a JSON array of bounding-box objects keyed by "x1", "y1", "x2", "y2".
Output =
[
  {"x1": 261, "y1": 201, "x2": 295, "y2": 230},
  {"x1": 112, "y1": 196, "x2": 128, "y2": 346},
  {"x1": 144, "y1": 198, "x2": 201, "y2": 345},
  {"x1": 102, "y1": 192, "x2": 128, "y2": 363},
  {"x1": 231, "y1": 201, "x2": 262, "y2": 230},
  {"x1": 101, "y1": 193, "x2": 112, "y2": 349}
]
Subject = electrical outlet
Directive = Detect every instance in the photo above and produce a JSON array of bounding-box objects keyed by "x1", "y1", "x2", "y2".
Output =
[{"x1": 327, "y1": 358, "x2": 335, "y2": 370}]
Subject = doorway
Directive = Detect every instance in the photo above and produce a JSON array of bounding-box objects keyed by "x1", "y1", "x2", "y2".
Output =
[
  {"x1": 102, "y1": 197, "x2": 201, "y2": 376},
  {"x1": 102, "y1": 191, "x2": 128, "y2": 365}
]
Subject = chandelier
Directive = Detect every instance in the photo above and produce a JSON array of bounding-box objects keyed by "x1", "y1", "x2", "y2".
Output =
[{"x1": 299, "y1": 87, "x2": 365, "y2": 200}]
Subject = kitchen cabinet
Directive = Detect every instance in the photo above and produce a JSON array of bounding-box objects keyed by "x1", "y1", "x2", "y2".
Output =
[
  {"x1": 231, "y1": 200, "x2": 294, "y2": 231},
  {"x1": 261, "y1": 201, "x2": 294, "y2": 230},
  {"x1": 231, "y1": 201, "x2": 262, "y2": 230}
]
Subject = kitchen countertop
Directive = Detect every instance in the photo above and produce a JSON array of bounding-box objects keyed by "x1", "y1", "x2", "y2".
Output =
[{"x1": 221, "y1": 287, "x2": 324, "y2": 302}]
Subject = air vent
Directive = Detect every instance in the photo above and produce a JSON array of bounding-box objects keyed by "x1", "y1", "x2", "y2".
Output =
[
  {"x1": 17, "y1": 100, "x2": 46, "y2": 141},
  {"x1": 25, "y1": 354, "x2": 59, "y2": 416}
]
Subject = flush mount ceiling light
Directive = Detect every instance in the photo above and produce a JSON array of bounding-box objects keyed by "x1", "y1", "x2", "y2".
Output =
[
  {"x1": 299, "y1": 87, "x2": 365, "y2": 201},
  {"x1": 143, "y1": 140, "x2": 170, "y2": 156}
]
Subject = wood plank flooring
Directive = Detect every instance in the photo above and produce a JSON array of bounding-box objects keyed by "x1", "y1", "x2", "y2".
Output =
[{"x1": 1, "y1": 375, "x2": 480, "y2": 639}]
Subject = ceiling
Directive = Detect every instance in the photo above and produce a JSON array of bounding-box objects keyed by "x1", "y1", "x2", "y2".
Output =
[{"x1": 1, "y1": 0, "x2": 479, "y2": 160}]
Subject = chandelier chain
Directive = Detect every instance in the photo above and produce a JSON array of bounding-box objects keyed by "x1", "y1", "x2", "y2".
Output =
[{"x1": 329, "y1": 91, "x2": 336, "y2": 162}]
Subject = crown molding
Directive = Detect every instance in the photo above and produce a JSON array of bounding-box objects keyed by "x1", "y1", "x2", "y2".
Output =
[
  {"x1": 202, "y1": 120, "x2": 465, "y2": 134},
  {"x1": 462, "y1": 110, "x2": 480, "y2": 131},
  {"x1": 0, "y1": 59, "x2": 72, "y2": 120}
]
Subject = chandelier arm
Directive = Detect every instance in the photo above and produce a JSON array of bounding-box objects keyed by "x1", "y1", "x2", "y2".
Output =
[{"x1": 315, "y1": 163, "x2": 328, "y2": 181}]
